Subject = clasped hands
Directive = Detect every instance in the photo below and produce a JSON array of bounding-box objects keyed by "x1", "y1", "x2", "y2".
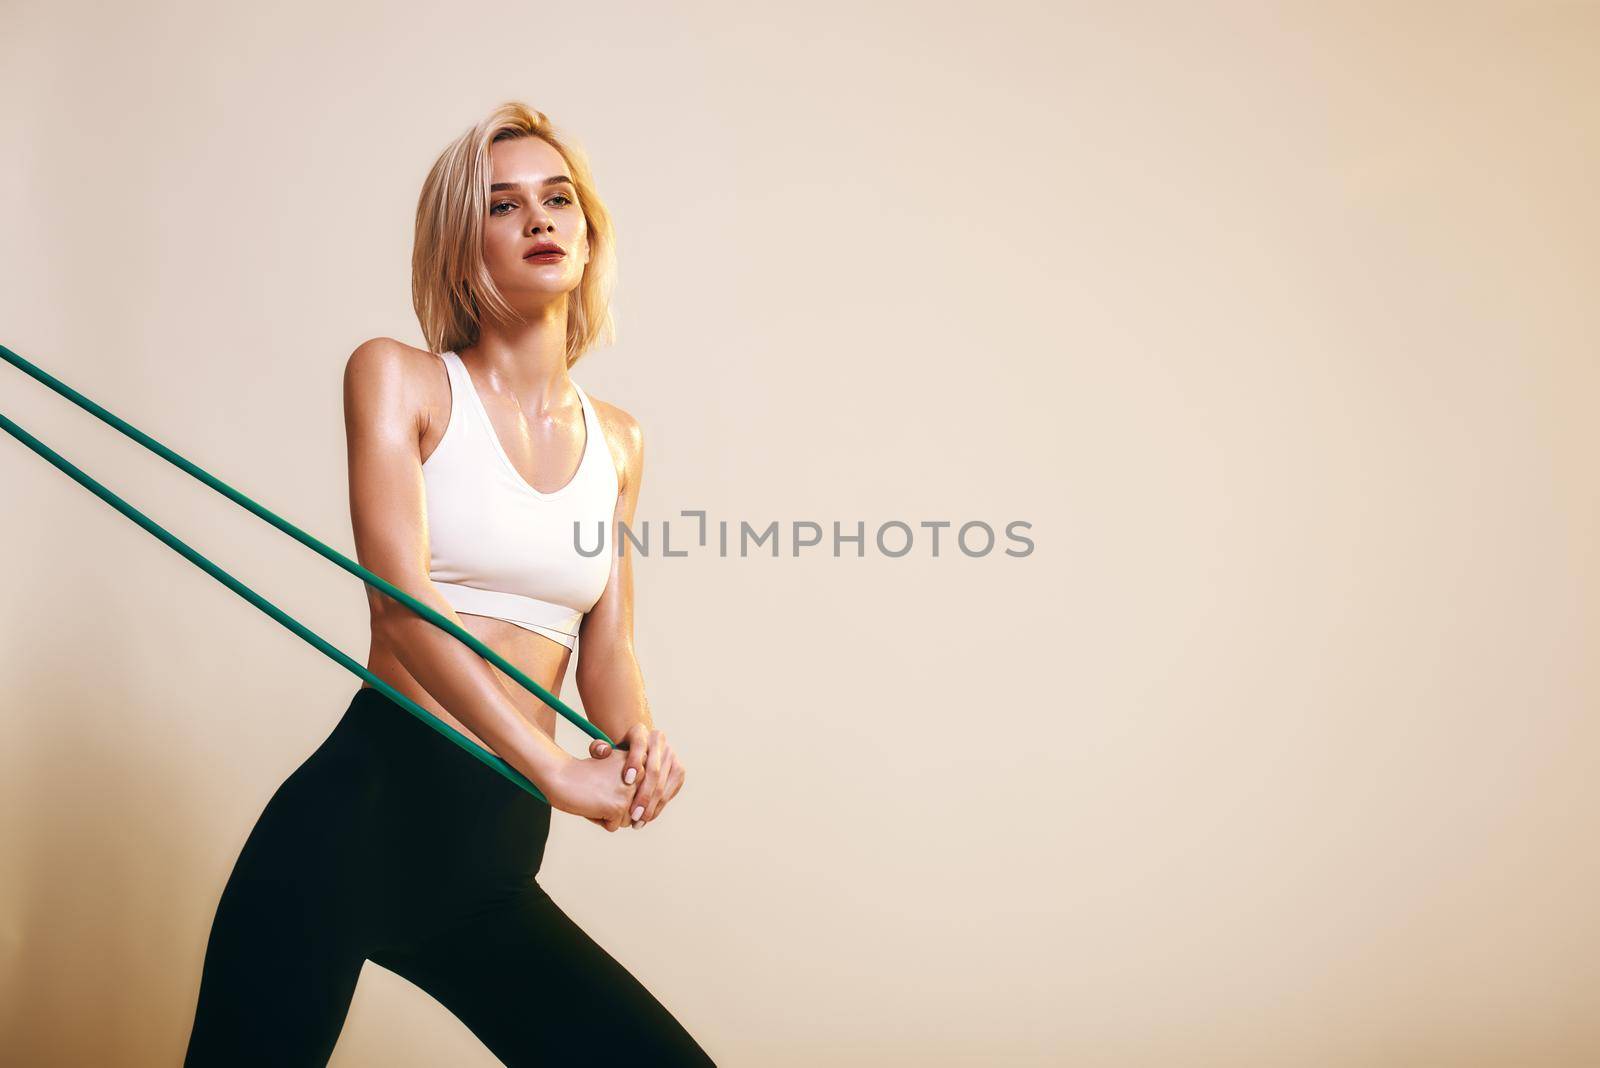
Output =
[{"x1": 581, "y1": 723, "x2": 685, "y2": 832}]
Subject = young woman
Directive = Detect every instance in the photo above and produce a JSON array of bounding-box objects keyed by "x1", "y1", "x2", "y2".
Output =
[{"x1": 182, "y1": 102, "x2": 715, "y2": 1066}]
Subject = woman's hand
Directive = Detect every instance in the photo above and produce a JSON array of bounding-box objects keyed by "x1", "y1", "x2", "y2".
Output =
[
  {"x1": 586, "y1": 725, "x2": 686, "y2": 829},
  {"x1": 544, "y1": 749, "x2": 635, "y2": 831}
]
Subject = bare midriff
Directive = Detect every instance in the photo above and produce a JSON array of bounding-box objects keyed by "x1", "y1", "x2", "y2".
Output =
[{"x1": 359, "y1": 611, "x2": 574, "y2": 751}]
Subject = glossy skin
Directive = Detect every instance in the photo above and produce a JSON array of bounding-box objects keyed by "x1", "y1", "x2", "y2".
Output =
[{"x1": 343, "y1": 137, "x2": 684, "y2": 832}]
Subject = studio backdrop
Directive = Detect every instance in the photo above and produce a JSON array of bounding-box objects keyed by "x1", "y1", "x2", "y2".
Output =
[{"x1": 2, "y1": 2, "x2": 1597, "y2": 1065}]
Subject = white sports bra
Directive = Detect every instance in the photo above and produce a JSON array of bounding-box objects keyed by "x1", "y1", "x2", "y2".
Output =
[{"x1": 421, "y1": 350, "x2": 619, "y2": 650}]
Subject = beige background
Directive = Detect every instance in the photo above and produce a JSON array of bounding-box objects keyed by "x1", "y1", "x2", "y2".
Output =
[{"x1": 2, "y1": 2, "x2": 1597, "y2": 1065}]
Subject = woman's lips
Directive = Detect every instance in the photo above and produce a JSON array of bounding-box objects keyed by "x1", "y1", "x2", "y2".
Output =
[{"x1": 525, "y1": 252, "x2": 565, "y2": 263}]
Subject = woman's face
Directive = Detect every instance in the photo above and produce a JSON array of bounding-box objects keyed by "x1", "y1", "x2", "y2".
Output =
[{"x1": 481, "y1": 136, "x2": 590, "y2": 309}]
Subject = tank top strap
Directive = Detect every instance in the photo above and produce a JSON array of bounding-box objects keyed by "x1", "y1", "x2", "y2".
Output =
[
  {"x1": 571, "y1": 380, "x2": 598, "y2": 442},
  {"x1": 440, "y1": 349, "x2": 468, "y2": 395}
]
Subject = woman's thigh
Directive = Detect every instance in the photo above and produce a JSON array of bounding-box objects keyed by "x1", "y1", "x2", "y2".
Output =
[
  {"x1": 370, "y1": 882, "x2": 716, "y2": 1067},
  {"x1": 183, "y1": 720, "x2": 386, "y2": 1066},
  {"x1": 183, "y1": 771, "x2": 376, "y2": 1065},
  {"x1": 183, "y1": 880, "x2": 367, "y2": 1066}
]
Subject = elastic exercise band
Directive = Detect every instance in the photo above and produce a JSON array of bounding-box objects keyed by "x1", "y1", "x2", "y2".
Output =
[{"x1": 0, "y1": 342, "x2": 623, "y2": 806}]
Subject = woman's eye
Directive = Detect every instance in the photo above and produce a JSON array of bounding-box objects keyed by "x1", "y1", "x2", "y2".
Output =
[{"x1": 491, "y1": 195, "x2": 569, "y2": 216}]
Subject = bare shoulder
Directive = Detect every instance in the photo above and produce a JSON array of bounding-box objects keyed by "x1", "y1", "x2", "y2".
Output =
[
  {"x1": 344, "y1": 336, "x2": 439, "y2": 389},
  {"x1": 342, "y1": 337, "x2": 445, "y2": 437},
  {"x1": 584, "y1": 389, "x2": 643, "y2": 491}
]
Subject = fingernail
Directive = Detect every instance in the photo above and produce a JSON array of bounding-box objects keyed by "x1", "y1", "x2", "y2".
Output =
[
  {"x1": 625, "y1": 768, "x2": 637, "y2": 785},
  {"x1": 631, "y1": 805, "x2": 644, "y2": 821},
  {"x1": 632, "y1": 820, "x2": 641, "y2": 829}
]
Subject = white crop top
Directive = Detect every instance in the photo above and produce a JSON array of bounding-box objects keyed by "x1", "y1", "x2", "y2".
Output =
[{"x1": 421, "y1": 350, "x2": 619, "y2": 649}]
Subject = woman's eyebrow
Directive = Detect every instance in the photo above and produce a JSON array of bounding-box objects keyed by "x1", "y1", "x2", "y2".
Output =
[{"x1": 490, "y1": 176, "x2": 575, "y2": 192}]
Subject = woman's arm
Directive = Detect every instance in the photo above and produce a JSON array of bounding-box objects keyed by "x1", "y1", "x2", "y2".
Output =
[
  {"x1": 344, "y1": 338, "x2": 615, "y2": 815},
  {"x1": 574, "y1": 403, "x2": 650, "y2": 738},
  {"x1": 576, "y1": 404, "x2": 685, "y2": 826}
]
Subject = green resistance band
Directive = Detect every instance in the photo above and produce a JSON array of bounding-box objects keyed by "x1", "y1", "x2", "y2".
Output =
[{"x1": 0, "y1": 342, "x2": 622, "y2": 807}]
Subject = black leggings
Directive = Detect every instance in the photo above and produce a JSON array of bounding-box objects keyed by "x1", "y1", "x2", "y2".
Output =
[{"x1": 183, "y1": 686, "x2": 716, "y2": 1066}]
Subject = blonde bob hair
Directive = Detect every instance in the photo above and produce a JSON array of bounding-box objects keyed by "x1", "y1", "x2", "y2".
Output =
[{"x1": 412, "y1": 102, "x2": 617, "y2": 367}]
